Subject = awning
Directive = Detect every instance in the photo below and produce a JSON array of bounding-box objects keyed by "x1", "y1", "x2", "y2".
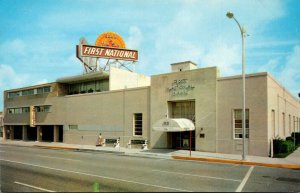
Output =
[{"x1": 152, "y1": 118, "x2": 195, "y2": 132}]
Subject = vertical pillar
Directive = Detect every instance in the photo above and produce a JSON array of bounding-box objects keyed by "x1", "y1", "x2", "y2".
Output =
[
  {"x1": 54, "y1": 125, "x2": 59, "y2": 142},
  {"x1": 22, "y1": 125, "x2": 28, "y2": 141},
  {"x1": 3, "y1": 125, "x2": 7, "y2": 140},
  {"x1": 10, "y1": 125, "x2": 14, "y2": 140},
  {"x1": 37, "y1": 126, "x2": 42, "y2": 142}
]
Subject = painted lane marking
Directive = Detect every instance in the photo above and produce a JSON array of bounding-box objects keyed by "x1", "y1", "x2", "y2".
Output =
[
  {"x1": 14, "y1": 181, "x2": 55, "y2": 192},
  {"x1": 236, "y1": 166, "x2": 254, "y2": 192},
  {"x1": 1, "y1": 159, "x2": 191, "y2": 192},
  {"x1": 36, "y1": 155, "x2": 80, "y2": 162},
  {"x1": 152, "y1": 170, "x2": 241, "y2": 182}
]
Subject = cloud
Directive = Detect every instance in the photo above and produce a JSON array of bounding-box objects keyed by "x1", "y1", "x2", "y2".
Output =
[
  {"x1": 0, "y1": 64, "x2": 29, "y2": 89},
  {"x1": 34, "y1": 79, "x2": 49, "y2": 85},
  {"x1": 278, "y1": 45, "x2": 300, "y2": 97},
  {"x1": 248, "y1": 40, "x2": 300, "y2": 48},
  {"x1": 258, "y1": 58, "x2": 280, "y2": 72},
  {"x1": 126, "y1": 26, "x2": 143, "y2": 49},
  {"x1": 201, "y1": 39, "x2": 240, "y2": 76},
  {"x1": 0, "y1": 39, "x2": 27, "y2": 60},
  {"x1": 141, "y1": 0, "x2": 287, "y2": 76},
  {"x1": 0, "y1": 64, "x2": 30, "y2": 111}
]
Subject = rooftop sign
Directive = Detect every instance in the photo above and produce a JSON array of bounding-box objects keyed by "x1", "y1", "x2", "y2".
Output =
[
  {"x1": 76, "y1": 31, "x2": 138, "y2": 73},
  {"x1": 81, "y1": 45, "x2": 138, "y2": 61},
  {"x1": 95, "y1": 32, "x2": 126, "y2": 48}
]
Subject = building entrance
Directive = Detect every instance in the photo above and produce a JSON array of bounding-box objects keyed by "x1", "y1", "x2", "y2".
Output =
[
  {"x1": 168, "y1": 101, "x2": 195, "y2": 150},
  {"x1": 13, "y1": 125, "x2": 23, "y2": 140},
  {"x1": 168, "y1": 131, "x2": 195, "y2": 150},
  {"x1": 27, "y1": 127, "x2": 37, "y2": 141},
  {"x1": 41, "y1": 125, "x2": 54, "y2": 142}
]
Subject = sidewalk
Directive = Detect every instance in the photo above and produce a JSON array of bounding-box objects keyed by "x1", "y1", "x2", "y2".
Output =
[{"x1": 1, "y1": 139, "x2": 299, "y2": 169}]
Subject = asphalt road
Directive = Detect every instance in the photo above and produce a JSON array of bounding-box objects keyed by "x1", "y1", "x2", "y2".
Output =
[{"x1": 0, "y1": 144, "x2": 299, "y2": 192}]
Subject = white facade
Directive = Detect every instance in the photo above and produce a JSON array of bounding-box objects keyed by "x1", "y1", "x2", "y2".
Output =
[{"x1": 3, "y1": 62, "x2": 300, "y2": 157}]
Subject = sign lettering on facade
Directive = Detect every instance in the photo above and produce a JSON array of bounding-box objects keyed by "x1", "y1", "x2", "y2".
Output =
[
  {"x1": 81, "y1": 45, "x2": 138, "y2": 61},
  {"x1": 29, "y1": 106, "x2": 36, "y2": 127},
  {"x1": 168, "y1": 79, "x2": 195, "y2": 96}
]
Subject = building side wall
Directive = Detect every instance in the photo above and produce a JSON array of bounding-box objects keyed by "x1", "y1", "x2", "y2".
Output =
[
  {"x1": 267, "y1": 75, "x2": 300, "y2": 143},
  {"x1": 217, "y1": 74, "x2": 269, "y2": 157},
  {"x1": 4, "y1": 80, "x2": 150, "y2": 147},
  {"x1": 150, "y1": 67, "x2": 218, "y2": 152},
  {"x1": 63, "y1": 87, "x2": 150, "y2": 146}
]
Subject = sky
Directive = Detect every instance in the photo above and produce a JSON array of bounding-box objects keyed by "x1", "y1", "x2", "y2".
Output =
[{"x1": 0, "y1": 0, "x2": 299, "y2": 111}]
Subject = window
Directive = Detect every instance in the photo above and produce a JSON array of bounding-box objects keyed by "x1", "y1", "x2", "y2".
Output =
[
  {"x1": 22, "y1": 107, "x2": 29, "y2": 113},
  {"x1": 7, "y1": 108, "x2": 25, "y2": 114},
  {"x1": 134, "y1": 113, "x2": 143, "y2": 136},
  {"x1": 289, "y1": 115, "x2": 291, "y2": 134},
  {"x1": 36, "y1": 105, "x2": 51, "y2": 112},
  {"x1": 43, "y1": 86, "x2": 51, "y2": 93},
  {"x1": 8, "y1": 91, "x2": 20, "y2": 98},
  {"x1": 44, "y1": 106, "x2": 51, "y2": 112},
  {"x1": 171, "y1": 101, "x2": 195, "y2": 123},
  {"x1": 233, "y1": 109, "x2": 249, "y2": 139},
  {"x1": 282, "y1": 113, "x2": 285, "y2": 136},
  {"x1": 8, "y1": 108, "x2": 14, "y2": 114},
  {"x1": 37, "y1": 86, "x2": 51, "y2": 94},
  {"x1": 22, "y1": 89, "x2": 34, "y2": 96},
  {"x1": 272, "y1": 110, "x2": 276, "y2": 137},
  {"x1": 293, "y1": 116, "x2": 295, "y2": 132},
  {"x1": 296, "y1": 117, "x2": 300, "y2": 132}
]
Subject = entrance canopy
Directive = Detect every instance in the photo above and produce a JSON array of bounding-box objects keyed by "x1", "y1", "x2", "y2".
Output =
[{"x1": 152, "y1": 118, "x2": 195, "y2": 132}]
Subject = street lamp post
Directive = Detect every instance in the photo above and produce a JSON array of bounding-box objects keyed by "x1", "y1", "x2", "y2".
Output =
[
  {"x1": 226, "y1": 11, "x2": 247, "y2": 161},
  {"x1": 295, "y1": 93, "x2": 300, "y2": 149}
]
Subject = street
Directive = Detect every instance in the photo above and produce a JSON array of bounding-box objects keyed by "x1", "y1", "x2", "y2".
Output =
[{"x1": 0, "y1": 144, "x2": 299, "y2": 192}]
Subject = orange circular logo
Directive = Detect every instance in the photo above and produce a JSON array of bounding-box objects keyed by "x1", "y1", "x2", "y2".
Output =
[{"x1": 95, "y1": 32, "x2": 126, "y2": 48}]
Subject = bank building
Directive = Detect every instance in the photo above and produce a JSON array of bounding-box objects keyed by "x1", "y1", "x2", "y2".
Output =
[{"x1": 3, "y1": 32, "x2": 300, "y2": 157}]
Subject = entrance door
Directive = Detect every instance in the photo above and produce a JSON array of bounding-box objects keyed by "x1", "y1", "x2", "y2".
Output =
[
  {"x1": 41, "y1": 125, "x2": 54, "y2": 142},
  {"x1": 171, "y1": 131, "x2": 195, "y2": 150},
  {"x1": 168, "y1": 101, "x2": 195, "y2": 150}
]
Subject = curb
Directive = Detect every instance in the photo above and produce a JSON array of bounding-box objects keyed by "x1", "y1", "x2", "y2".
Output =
[
  {"x1": 33, "y1": 145, "x2": 78, "y2": 150},
  {"x1": 172, "y1": 155, "x2": 300, "y2": 169},
  {"x1": 32, "y1": 144, "x2": 125, "y2": 155}
]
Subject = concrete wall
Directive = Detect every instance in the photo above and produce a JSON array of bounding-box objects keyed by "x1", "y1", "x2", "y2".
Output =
[
  {"x1": 267, "y1": 74, "x2": 300, "y2": 143},
  {"x1": 4, "y1": 82, "x2": 66, "y2": 125},
  {"x1": 4, "y1": 80, "x2": 151, "y2": 147},
  {"x1": 63, "y1": 87, "x2": 150, "y2": 146},
  {"x1": 109, "y1": 67, "x2": 150, "y2": 90},
  {"x1": 217, "y1": 73, "x2": 269, "y2": 157},
  {"x1": 150, "y1": 67, "x2": 218, "y2": 152}
]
